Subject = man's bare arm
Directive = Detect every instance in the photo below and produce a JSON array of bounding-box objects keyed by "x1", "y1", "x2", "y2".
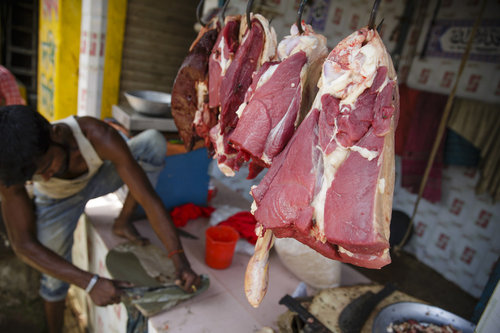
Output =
[
  {"x1": 0, "y1": 184, "x2": 129, "y2": 305},
  {"x1": 81, "y1": 117, "x2": 200, "y2": 290},
  {"x1": 0, "y1": 184, "x2": 93, "y2": 288}
]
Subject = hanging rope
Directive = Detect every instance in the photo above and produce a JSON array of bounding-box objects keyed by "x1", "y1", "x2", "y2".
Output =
[{"x1": 394, "y1": 0, "x2": 487, "y2": 253}]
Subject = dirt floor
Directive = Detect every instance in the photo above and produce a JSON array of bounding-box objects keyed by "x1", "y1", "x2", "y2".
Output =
[{"x1": 350, "y1": 249, "x2": 478, "y2": 320}]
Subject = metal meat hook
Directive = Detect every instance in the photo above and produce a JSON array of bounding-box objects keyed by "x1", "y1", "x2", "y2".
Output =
[
  {"x1": 246, "y1": 0, "x2": 254, "y2": 29},
  {"x1": 296, "y1": 0, "x2": 308, "y2": 35},
  {"x1": 219, "y1": 0, "x2": 230, "y2": 26},
  {"x1": 197, "y1": 0, "x2": 207, "y2": 27},
  {"x1": 368, "y1": 0, "x2": 382, "y2": 30}
]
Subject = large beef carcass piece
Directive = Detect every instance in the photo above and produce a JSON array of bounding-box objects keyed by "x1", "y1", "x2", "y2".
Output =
[
  {"x1": 245, "y1": 26, "x2": 399, "y2": 307},
  {"x1": 171, "y1": 20, "x2": 219, "y2": 150},
  {"x1": 229, "y1": 23, "x2": 327, "y2": 176},
  {"x1": 193, "y1": 15, "x2": 242, "y2": 151},
  {"x1": 209, "y1": 14, "x2": 277, "y2": 176}
]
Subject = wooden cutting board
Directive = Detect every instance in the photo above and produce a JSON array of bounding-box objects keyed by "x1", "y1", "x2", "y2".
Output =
[{"x1": 277, "y1": 284, "x2": 423, "y2": 333}]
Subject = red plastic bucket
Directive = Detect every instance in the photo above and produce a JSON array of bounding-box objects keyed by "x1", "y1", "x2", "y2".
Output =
[{"x1": 205, "y1": 225, "x2": 239, "y2": 269}]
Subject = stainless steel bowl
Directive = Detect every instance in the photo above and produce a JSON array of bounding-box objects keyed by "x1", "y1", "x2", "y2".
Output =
[
  {"x1": 372, "y1": 302, "x2": 476, "y2": 333},
  {"x1": 124, "y1": 90, "x2": 172, "y2": 117}
]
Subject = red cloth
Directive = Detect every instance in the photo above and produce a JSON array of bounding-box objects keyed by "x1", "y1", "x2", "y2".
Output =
[
  {"x1": 170, "y1": 203, "x2": 215, "y2": 227},
  {"x1": 395, "y1": 84, "x2": 418, "y2": 156},
  {"x1": 218, "y1": 212, "x2": 258, "y2": 245},
  {"x1": 0, "y1": 66, "x2": 26, "y2": 106},
  {"x1": 401, "y1": 89, "x2": 448, "y2": 203}
]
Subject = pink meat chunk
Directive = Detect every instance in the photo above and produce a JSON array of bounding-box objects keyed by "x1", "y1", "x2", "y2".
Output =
[
  {"x1": 230, "y1": 51, "x2": 308, "y2": 166},
  {"x1": 219, "y1": 20, "x2": 265, "y2": 132},
  {"x1": 253, "y1": 108, "x2": 320, "y2": 230},
  {"x1": 208, "y1": 19, "x2": 240, "y2": 108},
  {"x1": 251, "y1": 28, "x2": 398, "y2": 269}
]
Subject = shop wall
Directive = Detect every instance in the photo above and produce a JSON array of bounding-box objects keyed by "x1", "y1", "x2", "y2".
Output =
[
  {"x1": 406, "y1": 0, "x2": 500, "y2": 104},
  {"x1": 117, "y1": 0, "x2": 200, "y2": 106},
  {"x1": 394, "y1": 157, "x2": 500, "y2": 299},
  {"x1": 38, "y1": 0, "x2": 81, "y2": 121}
]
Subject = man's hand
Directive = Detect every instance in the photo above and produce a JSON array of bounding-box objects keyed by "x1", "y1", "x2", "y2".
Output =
[
  {"x1": 88, "y1": 277, "x2": 133, "y2": 306},
  {"x1": 176, "y1": 266, "x2": 202, "y2": 293}
]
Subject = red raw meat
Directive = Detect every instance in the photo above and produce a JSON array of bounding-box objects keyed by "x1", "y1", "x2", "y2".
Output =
[
  {"x1": 229, "y1": 24, "x2": 328, "y2": 177},
  {"x1": 193, "y1": 16, "x2": 242, "y2": 152},
  {"x1": 251, "y1": 27, "x2": 399, "y2": 269},
  {"x1": 210, "y1": 14, "x2": 277, "y2": 176},
  {"x1": 171, "y1": 21, "x2": 219, "y2": 150}
]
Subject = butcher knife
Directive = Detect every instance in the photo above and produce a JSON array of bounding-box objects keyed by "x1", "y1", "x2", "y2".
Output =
[
  {"x1": 176, "y1": 227, "x2": 198, "y2": 239},
  {"x1": 279, "y1": 294, "x2": 333, "y2": 333},
  {"x1": 338, "y1": 283, "x2": 396, "y2": 333}
]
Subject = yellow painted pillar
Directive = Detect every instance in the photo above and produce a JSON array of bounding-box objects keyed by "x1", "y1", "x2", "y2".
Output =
[
  {"x1": 38, "y1": 0, "x2": 82, "y2": 121},
  {"x1": 101, "y1": 0, "x2": 127, "y2": 119}
]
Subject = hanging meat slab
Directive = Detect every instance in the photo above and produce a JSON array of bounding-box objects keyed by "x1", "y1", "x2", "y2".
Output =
[
  {"x1": 251, "y1": 26, "x2": 399, "y2": 270},
  {"x1": 209, "y1": 13, "x2": 277, "y2": 176},
  {"x1": 229, "y1": 23, "x2": 328, "y2": 177},
  {"x1": 193, "y1": 15, "x2": 242, "y2": 152},
  {"x1": 171, "y1": 21, "x2": 219, "y2": 150}
]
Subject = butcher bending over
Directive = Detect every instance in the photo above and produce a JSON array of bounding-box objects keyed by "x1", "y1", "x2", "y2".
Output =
[{"x1": 0, "y1": 105, "x2": 201, "y2": 333}]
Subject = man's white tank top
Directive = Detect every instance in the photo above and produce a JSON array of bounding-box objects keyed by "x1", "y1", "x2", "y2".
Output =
[{"x1": 33, "y1": 116, "x2": 104, "y2": 199}]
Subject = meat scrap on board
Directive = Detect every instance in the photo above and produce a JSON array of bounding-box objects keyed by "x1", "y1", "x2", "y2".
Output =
[
  {"x1": 246, "y1": 17, "x2": 399, "y2": 307},
  {"x1": 229, "y1": 23, "x2": 328, "y2": 179}
]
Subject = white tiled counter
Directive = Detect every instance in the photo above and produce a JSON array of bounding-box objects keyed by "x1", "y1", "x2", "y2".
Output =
[{"x1": 71, "y1": 182, "x2": 370, "y2": 332}]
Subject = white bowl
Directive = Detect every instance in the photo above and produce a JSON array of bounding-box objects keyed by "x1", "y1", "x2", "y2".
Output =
[{"x1": 124, "y1": 90, "x2": 172, "y2": 117}]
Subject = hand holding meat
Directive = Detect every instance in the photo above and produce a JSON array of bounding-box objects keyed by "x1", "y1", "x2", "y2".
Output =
[{"x1": 89, "y1": 277, "x2": 132, "y2": 306}]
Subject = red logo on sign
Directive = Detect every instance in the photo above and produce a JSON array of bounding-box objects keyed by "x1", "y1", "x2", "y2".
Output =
[
  {"x1": 475, "y1": 210, "x2": 492, "y2": 229},
  {"x1": 350, "y1": 14, "x2": 359, "y2": 30},
  {"x1": 399, "y1": 66, "x2": 409, "y2": 81},
  {"x1": 90, "y1": 33, "x2": 97, "y2": 56},
  {"x1": 332, "y1": 7, "x2": 343, "y2": 25},
  {"x1": 466, "y1": 74, "x2": 481, "y2": 92},
  {"x1": 80, "y1": 31, "x2": 87, "y2": 54},
  {"x1": 460, "y1": 246, "x2": 476, "y2": 265},
  {"x1": 418, "y1": 68, "x2": 431, "y2": 84},
  {"x1": 436, "y1": 233, "x2": 450, "y2": 250},
  {"x1": 450, "y1": 198, "x2": 464, "y2": 215},
  {"x1": 415, "y1": 222, "x2": 427, "y2": 237},
  {"x1": 441, "y1": 71, "x2": 455, "y2": 88},
  {"x1": 409, "y1": 29, "x2": 419, "y2": 45}
]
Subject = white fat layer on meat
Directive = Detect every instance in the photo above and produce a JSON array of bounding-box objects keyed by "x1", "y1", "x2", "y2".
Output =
[
  {"x1": 278, "y1": 35, "x2": 322, "y2": 61},
  {"x1": 311, "y1": 146, "x2": 349, "y2": 239},
  {"x1": 212, "y1": 128, "x2": 236, "y2": 177},
  {"x1": 196, "y1": 81, "x2": 208, "y2": 110},
  {"x1": 350, "y1": 145, "x2": 378, "y2": 161},
  {"x1": 254, "y1": 224, "x2": 263, "y2": 237},
  {"x1": 253, "y1": 14, "x2": 277, "y2": 65},
  {"x1": 278, "y1": 23, "x2": 327, "y2": 63},
  {"x1": 339, "y1": 246, "x2": 388, "y2": 260},
  {"x1": 193, "y1": 109, "x2": 202, "y2": 126},
  {"x1": 235, "y1": 100, "x2": 248, "y2": 118},
  {"x1": 320, "y1": 30, "x2": 389, "y2": 109},
  {"x1": 378, "y1": 178, "x2": 385, "y2": 194},
  {"x1": 218, "y1": 162, "x2": 235, "y2": 177},
  {"x1": 218, "y1": 37, "x2": 232, "y2": 75},
  {"x1": 250, "y1": 195, "x2": 258, "y2": 214},
  {"x1": 255, "y1": 64, "x2": 279, "y2": 90}
]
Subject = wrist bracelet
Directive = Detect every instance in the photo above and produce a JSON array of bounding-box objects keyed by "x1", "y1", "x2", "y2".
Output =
[
  {"x1": 168, "y1": 249, "x2": 184, "y2": 258},
  {"x1": 85, "y1": 274, "x2": 99, "y2": 293}
]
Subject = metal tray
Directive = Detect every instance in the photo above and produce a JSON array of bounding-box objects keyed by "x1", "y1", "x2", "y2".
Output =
[{"x1": 372, "y1": 302, "x2": 476, "y2": 333}]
